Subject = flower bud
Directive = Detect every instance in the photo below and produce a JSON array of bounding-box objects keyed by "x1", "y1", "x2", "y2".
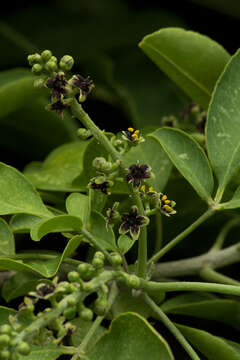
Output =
[
  {"x1": 0, "y1": 335, "x2": 10, "y2": 346},
  {"x1": 67, "y1": 296, "x2": 77, "y2": 307},
  {"x1": 125, "y1": 274, "x2": 141, "y2": 289},
  {"x1": 27, "y1": 53, "x2": 41, "y2": 66},
  {"x1": 68, "y1": 271, "x2": 80, "y2": 283},
  {"x1": 82, "y1": 282, "x2": 95, "y2": 293},
  {"x1": 59, "y1": 55, "x2": 74, "y2": 71},
  {"x1": 0, "y1": 350, "x2": 10, "y2": 360},
  {"x1": 45, "y1": 60, "x2": 58, "y2": 72},
  {"x1": 94, "y1": 299, "x2": 108, "y2": 316},
  {"x1": 16, "y1": 341, "x2": 30, "y2": 356},
  {"x1": 31, "y1": 63, "x2": 43, "y2": 75},
  {"x1": 63, "y1": 306, "x2": 77, "y2": 320},
  {"x1": 80, "y1": 308, "x2": 93, "y2": 321},
  {"x1": 0, "y1": 325, "x2": 12, "y2": 335},
  {"x1": 41, "y1": 50, "x2": 52, "y2": 62},
  {"x1": 77, "y1": 263, "x2": 94, "y2": 278},
  {"x1": 77, "y1": 128, "x2": 91, "y2": 140},
  {"x1": 110, "y1": 252, "x2": 122, "y2": 267},
  {"x1": 49, "y1": 56, "x2": 58, "y2": 63},
  {"x1": 92, "y1": 257, "x2": 104, "y2": 270}
]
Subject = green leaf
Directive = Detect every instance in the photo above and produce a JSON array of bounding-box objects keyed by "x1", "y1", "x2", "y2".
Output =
[
  {"x1": 18, "y1": 345, "x2": 63, "y2": 360},
  {"x1": 0, "y1": 235, "x2": 82, "y2": 277},
  {"x1": 176, "y1": 323, "x2": 240, "y2": 360},
  {"x1": 220, "y1": 186, "x2": 240, "y2": 209},
  {"x1": 30, "y1": 215, "x2": 82, "y2": 242},
  {"x1": 24, "y1": 141, "x2": 89, "y2": 192},
  {"x1": 150, "y1": 128, "x2": 214, "y2": 202},
  {"x1": 88, "y1": 313, "x2": 174, "y2": 360},
  {"x1": 0, "y1": 306, "x2": 16, "y2": 325},
  {"x1": 0, "y1": 218, "x2": 15, "y2": 255},
  {"x1": 139, "y1": 27, "x2": 230, "y2": 109},
  {"x1": 1, "y1": 272, "x2": 41, "y2": 302},
  {"x1": 206, "y1": 49, "x2": 240, "y2": 197},
  {"x1": 71, "y1": 319, "x2": 105, "y2": 350},
  {"x1": 117, "y1": 234, "x2": 134, "y2": 254},
  {"x1": 89, "y1": 211, "x2": 116, "y2": 251},
  {"x1": 124, "y1": 135, "x2": 172, "y2": 191},
  {"x1": 9, "y1": 214, "x2": 42, "y2": 233},
  {"x1": 0, "y1": 163, "x2": 51, "y2": 217},
  {"x1": 162, "y1": 294, "x2": 240, "y2": 330},
  {"x1": 66, "y1": 193, "x2": 89, "y2": 224}
]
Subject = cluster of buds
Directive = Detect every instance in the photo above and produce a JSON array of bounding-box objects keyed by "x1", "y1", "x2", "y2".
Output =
[
  {"x1": 141, "y1": 185, "x2": 176, "y2": 217},
  {"x1": 0, "y1": 324, "x2": 30, "y2": 360},
  {"x1": 28, "y1": 50, "x2": 94, "y2": 117}
]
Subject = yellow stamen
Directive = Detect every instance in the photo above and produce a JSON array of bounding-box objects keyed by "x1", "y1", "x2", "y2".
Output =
[
  {"x1": 134, "y1": 130, "x2": 140, "y2": 135},
  {"x1": 163, "y1": 204, "x2": 172, "y2": 212},
  {"x1": 140, "y1": 185, "x2": 146, "y2": 192},
  {"x1": 165, "y1": 200, "x2": 171, "y2": 204},
  {"x1": 162, "y1": 195, "x2": 167, "y2": 201},
  {"x1": 132, "y1": 133, "x2": 138, "y2": 138},
  {"x1": 128, "y1": 127, "x2": 134, "y2": 132},
  {"x1": 149, "y1": 186, "x2": 154, "y2": 192}
]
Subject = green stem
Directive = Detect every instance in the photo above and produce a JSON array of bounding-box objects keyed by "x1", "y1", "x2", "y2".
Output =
[
  {"x1": 200, "y1": 266, "x2": 240, "y2": 286},
  {"x1": 154, "y1": 212, "x2": 163, "y2": 253},
  {"x1": 148, "y1": 208, "x2": 215, "y2": 264},
  {"x1": 143, "y1": 294, "x2": 201, "y2": 360},
  {"x1": 71, "y1": 99, "x2": 121, "y2": 162},
  {"x1": 140, "y1": 279, "x2": 240, "y2": 296},
  {"x1": 71, "y1": 282, "x2": 118, "y2": 360},
  {"x1": 210, "y1": 217, "x2": 240, "y2": 251}
]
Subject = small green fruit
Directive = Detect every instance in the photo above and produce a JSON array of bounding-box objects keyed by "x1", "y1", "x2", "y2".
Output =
[
  {"x1": 80, "y1": 308, "x2": 93, "y2": 321},
  {"x1": 16, "y1": 341, "x2": 30, "y2": 356}
]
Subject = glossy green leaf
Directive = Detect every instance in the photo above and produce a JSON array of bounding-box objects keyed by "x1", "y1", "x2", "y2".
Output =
[
  {"x1": 88, "y1": 313, "x2": 174, "y2": 360},
  {"x1": 0, "y1": 306, "x2": 16, "y2": 325},
  {"x1": 19, "y1": 345, "x2": 63, "y2": 360},
  {"x1": 0, "y1": 218, "x2": 15, "y2": 255},
  {"x1": 89, "y1": 211, "x2": 116, "y2": 251},
  {"x1": 139, "y1": 27, "x2": 230, "y2": 109},
  {"x1": 162, "y1": 294, "x2": 240, "y2": 330},
  {"x1": 176, "y1": 323, "x2": 240, "y2": 360},
  {"x1": 24, "y1": 141, "x2": 89, "y2": 192},
  {"x1": 71, "y1": 319, "x2": 105, "y2": 350},
  {"x1": 124, "y1": 135, "x2": 172, "y2": 192},
  {"x1": 117, "y1": 234, "x2": 134, "y2": 254},
  {"x1": 66, "y1": 193, "x2": 89, "y2": 224},
  {"x1": 0, "y1": 163, "x2": 52, "y2": 217},
  {"x1": 207, "y1": 50, "x2": 240, "y2": 196},
  {"x1": 150, "y1": 128, "x2": 214, "y2": 202},
  {"x1": 30, "y1": 215, "x2": 82, "y2": 242},
  {"x1": 9, "y1": 214, "x2": 42, "y2": 233},
  {"x1": 1, "y1": 272, "x2": 41, "y2": 302},
  {"x1": 0, "y1": 235, "x2": 82, "y2": 277}
]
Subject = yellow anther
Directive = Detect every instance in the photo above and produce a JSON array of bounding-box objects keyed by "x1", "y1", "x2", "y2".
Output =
[
  {"x1": 132, "y1": 133, "x2": 138, "y2": 138},
  {"x1": 140, "y1": 185, "x2": 146, "y2": 192},
  {"x1": 162, "y1": 195, "x2": 167, "y2": 201},
  {"x1": 134, "y1": 130, "x2": 140, "y2": 135},
  {"x1": 149, "y1": 186, "x2": 154, "y2": 192},
  {"x1": 163, "y1": 204, "x2": 172, "y2": 212},
  {"x1": 165, "y1": 200, "x2": 171, "y2": 204},
  {"x1": 128, "y1": 127, "x2": 134, "y2": 132}
]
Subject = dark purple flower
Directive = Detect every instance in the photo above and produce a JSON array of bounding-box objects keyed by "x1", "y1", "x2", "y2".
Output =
[
  {"x1": 119, "y1": 206, "x2": 149, "y2": 241},
  {"x1": 48, "y1": 100, "x2": 69, "y2": 117},
  {"x1": 71, "y1": 74, "x2": 94, "y2": 97},
  {"x1": 89, "y1": 177, "x2": 113, "y2": 195},
  {"x1": 45, "y1": 73, "x2": 68, "y2": 99},
  {"x1": 126, "y1": 164, "x2": 151, "y2": 187}
]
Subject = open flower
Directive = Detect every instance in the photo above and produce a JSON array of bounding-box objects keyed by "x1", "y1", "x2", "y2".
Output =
[
  {"x1": 126, "y1": 163, "x2": 151, "y2": 187},
  {"x1": 46, "y1": 100, "x2": 69, "y2": 117},
  {"x1": 159, "y1": 193, "x2": 176, "y2": 217},
  {"x1": 119, "y1": 205, "x2": 149, "y2": 241},
  {"x1": 70, "y1": 74, "x2": 94, "y2": 101},
  {"x1": 89, "y1": 176, "x2": 113, "y2": 195},
  {"x1": 122, "y1": 127, "x2": 144, "y2": 145},
  {"x1": 45, "y1": 73, "x2": 68, "y2": 99}
]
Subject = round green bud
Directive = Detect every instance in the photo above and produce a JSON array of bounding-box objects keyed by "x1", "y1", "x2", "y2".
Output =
[
  {"x1": 59, "y1": 55, "x2": 74, "y2": 71},
  {"x1": 77, "y1": 128, "x2": 91, "y2": 140},
  {"x1": 92, "y1": 257, "x2": 104, "y2": 270},
  {"x1": 63, "y1": 306, "x2": 76, "y2": 320},
  {"x1": 50, "y1": 56, "x2": 58, "y2": 63},
  {"x1": 41, "y1": 50, "x2": 52, "y2": 62},
  {"x1": 16, "y1": 341, "x2": 30, "y2": 356},
  {"x1": 68, "y1": 271, "x2": 80, "y2": 283},
  {"x1": 0, "y1": 350, "x2": 10, "y2": 360},
  {"x1": 94, "y1": 251, "x2": 105, "y2": 261},
  {"x1": 125, "y1": 274, "x2": 141, "y2": 289},
  {"x1": 0, "y1": 325, "x2": 12, "y2": 335},
  {"x1": 0, "y1": 335, "x2": 10, "y2": 346},
  {"x1": 94, "y1": 299, "x2": 108, "y2": 316},
  {"x1": 77, "y1": 263, "x2": 93, "y2": 277},
  {"x1": 45, "y1": 60, "x2": 58, "y2": 72},
  {"x1": 110, "y1": 252, "x2": 122, "y2": 267},
  {"x1": 80, "y1": 308, "x2": 93, "y2": 321},
  {"x1": 31, "y1": 63, "x2": 43, "y2": 75},
  {"x1": 67, "y1": 296, "x2": 77, "y2": 307},
  {"x1": 82, "y1": 282, "x2": 95, "y2": 293},
  {"x1": 27, "y1": 53, "x2": 41, "y2": 66}
]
